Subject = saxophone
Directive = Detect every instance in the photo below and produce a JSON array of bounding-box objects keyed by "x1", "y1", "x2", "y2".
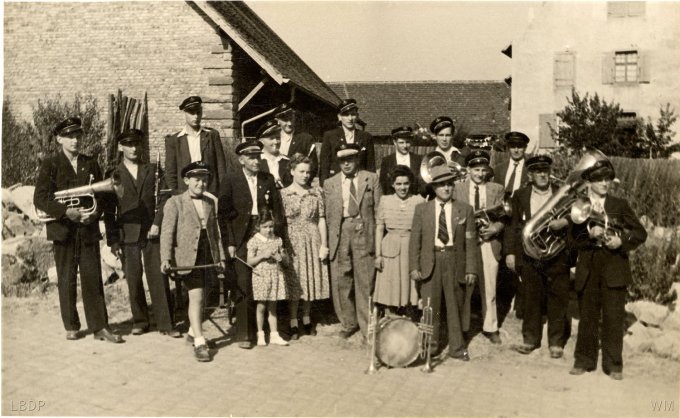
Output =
[{"x1": 521, "y1": 149, "x2": 610, "y2": 260}]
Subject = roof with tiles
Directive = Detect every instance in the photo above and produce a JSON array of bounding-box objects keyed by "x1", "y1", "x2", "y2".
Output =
[
  {"x1": 207, "y1": 1, "x2": 340, "y2": 107},
  {"x1": 327, "y1": 81, "x2": 511, "y2": 136}
]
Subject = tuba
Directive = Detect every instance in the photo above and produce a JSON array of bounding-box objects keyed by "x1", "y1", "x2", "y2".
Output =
[
  {"x1": 420, "y1": 151, "x2": 466, "y2": 184},
  {"x1": 35, "y1": 172, "x2": 124, "y2": 222},
  {"x1": 521, "y1": 149, "x2": 609, "y2": 260}
]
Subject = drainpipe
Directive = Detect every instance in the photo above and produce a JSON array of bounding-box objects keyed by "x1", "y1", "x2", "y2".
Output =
[{"x1": 240, "y1": 86, "x2": 297, "y2": 141}]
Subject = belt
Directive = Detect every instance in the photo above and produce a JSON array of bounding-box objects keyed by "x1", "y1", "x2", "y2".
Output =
[{"x1": 434, "y1": 246, "x2": 454, "y2": 252}]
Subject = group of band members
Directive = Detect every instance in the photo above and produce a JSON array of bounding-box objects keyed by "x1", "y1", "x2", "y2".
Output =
[{"x1": 34, "y1": 95, "x2": 647, "y2": 379}]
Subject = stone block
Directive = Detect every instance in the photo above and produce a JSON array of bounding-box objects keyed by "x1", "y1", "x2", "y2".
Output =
[
  {"x1": 661, "y1": 309, "x2": 680, "y2": 332},
  {"x1": 625, "y1": 300, "x2": 669, "y2": 327},
  {"x1": 10, "y1": 185, "x2": 38, "y2": 221},
  {"x1": 2, "y1": 254, "x2": 27, "y2": 286},
  {"x1": 4, "y1": 211, "x2": 36, "y2": 237},
  {"x1": 207, "y1": 76, "x2": 233, "y2": 86},
  {"x1": 2, "y1": 188, "x2": 15, "y2": 209},
  {"x1": 16, "y1": 236, "x2": 54, "y2": 279},
  {"x1": 651, "y1": 331, "x2": 680, "y2": 360},
  {"x1": 47, "y1": 266, "x2": 58, "y2": 283}
]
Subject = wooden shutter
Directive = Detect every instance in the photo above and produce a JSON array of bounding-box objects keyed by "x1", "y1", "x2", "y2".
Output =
[
  {"x1": 627, "y1": 2, "x2": 646, "y2": 16},
  {"x1": 554, "y1": 52, "x2": 575, "y2": 89},
  {"x1": 607, "y1": 2, "x2": 627, "y2": 17},
  {"x1": 638, "y1": 51, "x2": 651, "y2": 83},
  {"x1": 602, "y1": 52, "x2": 615, "y2": 84},
  {"x1": 539, "y1": 113, "x2": 557, "y2": 149}
]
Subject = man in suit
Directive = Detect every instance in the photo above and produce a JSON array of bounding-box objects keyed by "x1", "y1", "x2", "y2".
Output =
[
  {"x1": 378, "y1": 126, "x2": 424, "y2": 196},
  {"x1": 161, "y1": 161, "x2": 227, "y2": 362},
  {"x1": 164, "y1": 96, "x2": 227, "y2": 196},
  {"x1": 323, "y1": 143, "x2": 381, "y2": 339},
  {"x1": 410, "y1": 165, "x2": 479, "y2": 361},
  {"x1": 274, "y1": 103, "x2": 318, "y2": 180},
  {"x1": 430, "y1": 116, "x2": 467, "y2": 167},
  {"x1": 319, "y1": 99, "x2": 375, "y2": 185},
  {"x1": 257, "y1": 119, "x2": 292, "y2": 189},
  {"x1": 453, "y1": 150, "x2": 506, "y2": 344},
  {"x1": 493, "y1": 131, "x2": 531, "y2": 323},
  {"x1": 505, "y1": 155, "x2": 572, "y2": 359},
  {"x1": 33, "y1": 117, "x2": 123, "y2": 343},
  {"x1": 218, "y1": 141, "x2": 285, "y2": 349},
  {"x1": 104, "y1": 130, "x2": 180, "y2": 338},
  {"x1": 570, "y1": 160, "x2": 646, "y2": 380}
]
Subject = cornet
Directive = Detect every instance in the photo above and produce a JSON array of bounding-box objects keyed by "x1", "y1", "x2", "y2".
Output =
[
  {"x1": 35, "y1": 172, "x2": 124, "y2": 222},
  {"x1": 420, "y1": 151, "x2": 467, "y2": 184},
  {"x1": 475, "y1": 194, "x2": 512, "y2": 231}
]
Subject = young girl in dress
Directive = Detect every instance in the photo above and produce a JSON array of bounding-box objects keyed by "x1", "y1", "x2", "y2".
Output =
[{"x1": 247, "y1": 208, "x2": 290, "y2": 346}]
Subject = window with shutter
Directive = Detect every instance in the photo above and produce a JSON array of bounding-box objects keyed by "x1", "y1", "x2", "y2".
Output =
[
  {"x1": 539, "y1": 113, "x2": 557, "y2": 149},
  {"x1": 553, "y1": 52, "x2": 575, "y2": 89},
  {"x1": 607, "y1": 1, "x2": 646, "y2": 18}
]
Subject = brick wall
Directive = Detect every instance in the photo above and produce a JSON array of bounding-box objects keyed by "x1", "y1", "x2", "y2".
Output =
[{"x1": 4, "y1": 2, "x2": 237, "y2": 160}]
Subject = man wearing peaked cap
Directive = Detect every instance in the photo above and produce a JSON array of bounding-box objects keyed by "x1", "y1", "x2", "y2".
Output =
[
  {"x1": 164, "y1": 95, "x2": 226, "y2": 196},
  {"x1": 319, "y1": 98, "x2": 375, "y2": 186},
  {"x1": 504, "y1": 151, "x2": 572, "y2": 358},
  {"x1": 430, "y1": 116, "x2": 468, "y2": 167},
  {"x1": 274, "y1": 103, "x2": 319, "y2": 181},
  {"x1": 379, "y1": 125, "x2": 424, "y2": 196},
  {"x1": 218, "y1": 139, "x2": 284, "y2": 349},
  {"x1": 322, "y1": 141, "x2": 382, "y2": 339},
  {"x1": 455, "y1": 149, "x2": 506, "y2": 344},
  {"x1": 257, "y1": 119, "x2": 292, "y2": 189},
  {"x1": 34, "y1": 117, "x2": 124, "y2": 343},
  {"x1": 103, "y1": 129, "x2": 179, "y2": 339}
]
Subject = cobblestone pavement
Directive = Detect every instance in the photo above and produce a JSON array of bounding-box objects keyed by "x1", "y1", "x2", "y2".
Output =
[{"x1": 2, "y1": 289, "x2": 679, "y2": 417}]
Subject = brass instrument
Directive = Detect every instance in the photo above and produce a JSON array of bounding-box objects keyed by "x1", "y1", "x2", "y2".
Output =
[
  {"x1": 419, "y1": 151, "x2": 467, "y2": 184},
  {"x1": 418, "y1": 297, "x2": 434, "y2": 373},
  {"x1": 475, "y1": 193, "x2": 513, "y2": 231},
  {"x1": 153, "y1": 151, "x2": 172, "y2": 215},
  {"x1": 36, "y1": 172, "x2": 124, "y2": 222},
  {"x1": 366, "y1": 296, "x2": 379, "y2": 374},
  {"x1": 521, "y1": 149, "x2": 610, "y2": 260}
]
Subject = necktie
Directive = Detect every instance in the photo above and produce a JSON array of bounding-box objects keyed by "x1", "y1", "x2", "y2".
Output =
[
  {"x1": 348, "y1": 176, "x2": 359, "y2": 217},
  {"x1": 474, "y1": 185, "x2": 480, "y2": 210},
  {"x1": 505, "y1": 162, "x2": 519, "y2": 194},
  {"x1": 438, "y1": 202, "x2": 449, "y2": 245}
]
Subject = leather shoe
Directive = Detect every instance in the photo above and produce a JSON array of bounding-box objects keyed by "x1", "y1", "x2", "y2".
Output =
[
  {"x1": 194, "y1": 344, "x2": 211, "y2": 362},
  {"x1": 289, "y1": 327, "x2": 300, "y2": 341},
  {"x1": 514, "y1": 343, "x2": 538, "y2": 355},
  {"x1": 185, "y1": 335, "x2": 216, "y2": 348},
  {"x1": 94, "y1": 328, "x2": 124, "y2": 344},
  {"x1": 608, "y1": 371, "x2": 623, "y2": 380},
  {"x1": 450, "y1": 349, "x2": 470, "y2": 362},
  {"x1": 160, "y1": 330, "x2": 182, "y2": 338},
  {"x1": 338, "y1": 328, "x2": 358, "y2": 339},
  {"x1": 131, "y1": 326, "x2": 149, "y2": 336},
  {"x1": 569, "y1": 367, "x2": 587, "y2": 375},
  {"x1": 483, "y1": 331, "x2": 502, "y2": 345},
  {"x1": 238, "y1": 341, "x2": 254, "y2": 349},
  {"x1": 549, "y1": 346, "x2": 564, "y2": 359},
  {"x1": 66, "y1": 330, "x2": 80, "y2": 340},
  {"x1": 304, "y1": 323, "x2": 317, "y2": 336}
]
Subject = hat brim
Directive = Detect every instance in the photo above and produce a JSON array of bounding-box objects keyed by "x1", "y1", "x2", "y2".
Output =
[
  {"x1": 527, "y1": 163, "x2": 551, "y2": 171},
  {"x1": 467, "y1": 158, "x2": 490, "y2": 167},
  {"x1": 58, "y1": 126, "x2": 83, "y2": 136},
  {"x1": 338, "y1": 104, "x2": 358, "y2": 114},
  {"x1": 275, "y1": 108, "x2": 294, "y2": 119},
  {"x1": 337, "y1": 150, "x2": 360, "y2": 159},
  {"x1": 182, "y1": 103, "x2": 202, "y2": 112},
  {"x1": 431, "y1": 174, "x2": 456, "y2": 184},
  {"x1": 183, "y1": 169, "x2": 211, "y2": 177}
]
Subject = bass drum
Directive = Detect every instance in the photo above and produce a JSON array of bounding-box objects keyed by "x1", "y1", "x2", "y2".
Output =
[{"x1": 376, "y1": 316, "x2": 421, "y2": 368}]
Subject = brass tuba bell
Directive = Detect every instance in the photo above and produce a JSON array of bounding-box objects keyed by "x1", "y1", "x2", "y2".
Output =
[{"x1": 420, "y1": 151, "x2": 466, "y2": 184}]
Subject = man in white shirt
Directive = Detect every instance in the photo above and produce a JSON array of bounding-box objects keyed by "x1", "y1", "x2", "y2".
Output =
[
  {"x1": 256, "y1": 119, "x2": 291, "y2": 189},
  {"x1": 274, "y1": 103, "x2": 318, "y2": 181},
  {"x1": 429, "y1": 116, "x2": 467, "y2": 167}
]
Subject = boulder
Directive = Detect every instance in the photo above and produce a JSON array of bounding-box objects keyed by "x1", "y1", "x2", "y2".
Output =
[
  {"x1": 625, "y1": 300, "x2": 669, "y2": 327},
  {"x1": 10, "y1": 185, "x2": 38, "y2": 221},
  {"x1": 2, "y1": 236, "x2": 31, "y2": 257},
  {"x1": 2, "y1": 188, "x2": 16, "y2": 209},
  {"x1": 661, "y1": 309, "x2": 680, "y2": 332},
  {"x1": 100, "y1": 243, "x2": 124, "y2": 283},
  {"x1": 47, "y1": 266, "x2": 58, "y2": 284},
  {"x1": 624, "y1": 321, "x2": 663, "y2": 353},
  {"x1": 1, "y1": 254, "x2": 28, "y2": 286},
  {"x1": 651, "y1": 331, "x2": 680, "y2": 360},
  {"x1": 16, "y1": 236, "x2": 54, "y2": 279},
  {"x1": 3, "y1": 211, "x2": 36, "y2": 237}
]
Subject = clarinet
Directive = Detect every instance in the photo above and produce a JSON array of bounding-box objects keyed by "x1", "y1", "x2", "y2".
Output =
[{"x1": 154, "y1": 151, "x2": 161, "y2": 214}]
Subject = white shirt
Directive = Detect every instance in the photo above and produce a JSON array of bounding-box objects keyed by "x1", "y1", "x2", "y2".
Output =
[
  {"x1": 191, "y1": 198, "x2": 207, "y2": 229},
  {"x1": 341, "y1": 172, "x2": 359, "y2": 218},
  {"x1": 505, "y1": 159, "x2": 525, "y2": 193},
  {"x1": 123, "y1": 161, "x2": 138, "y2": 180},
  {"x1": 64, "y1": 151, "x2": 78, "y2": 173},
  {"x1": 342, "y1": 126, "x2": 355, "y2": 144},
  {"x1": 469, "y1": 182, "x2": 487, "y2": 210},
  {"x1": 434, "y1": 198, "x2": 454, "y2": 247},
  {"x1": 530, "y1": 187, "x2": 552, "y2": 216},
  {"x1": 435, "y1": 146, "x2": 461, "y2": 164},
  {"x1": 178, "y1": 126, "x2": 206, "y2": 163},
  {"x1": 261, "y1": 152, "x2": 287, "y2": 183},
  {"x1": 588, "y1": 190, "x2": 606, "y2": 214},
  {"x1": 395, "y1": 152, "x2": 410, "y2": 166},
  {"x1": 280, "y1": 130, "x2": 293, "y2": 156},
  {"x1": 243, "y1": 169, "x2": 258, "y2": 215}
]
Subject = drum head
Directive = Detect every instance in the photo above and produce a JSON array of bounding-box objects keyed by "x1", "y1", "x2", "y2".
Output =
[{"x1": 376, "y1": 317, "x2": 420, "y2": 368}]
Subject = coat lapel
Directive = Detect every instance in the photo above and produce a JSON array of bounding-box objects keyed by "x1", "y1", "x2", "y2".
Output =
[
  {"x1": 424, "y1": 200, "x2": 436, "y2": 245},
  {"x1": 356, "y1": 171, "x2": 368, "y2": 206},
  {"x1": 182, "y1": 192, "x2": 201, "y2": 227},
  {"x1": 200, "y1": 128, "x2": 209, "y2": 157},
  {"x1": 178, "y1": 134, "x2": 191, "y2": 167},
  {"x1": 135, "y1": 164, "x2": 149, "y2": 197},
  {"x1": 450, "y1": 201, "x2": 466, "y2": 242}
]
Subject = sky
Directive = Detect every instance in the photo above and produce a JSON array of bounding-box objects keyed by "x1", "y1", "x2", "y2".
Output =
[{"x1": 246, "y1": 1, "x2": 535, "y2": 82}]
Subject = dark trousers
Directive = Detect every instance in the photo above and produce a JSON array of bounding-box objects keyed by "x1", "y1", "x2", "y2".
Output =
[
  {"x1": 234, "y1": 218, "x2": 257, "y2": 343},
  {"x1": 496, "y1": 258, "x2": 523, "y2": 325},
  {"x1": 574, "y1": 251, "x2": 626, "y2": 373},
  {"x1": 520, "y1": 253, "x2": 571, "y2": 348},
  {"x1": 122, "y1": 240, "x2": 174, "y2": 331},
  {"x1": 53, "y1": 231, "x2": 108, "y2": 332},
  {"x1": 420, "y1": 250, "x2": 466, "y2": 356},
  {"x1": 330, "y1": 218, "x2": 375, "y2": 336}
]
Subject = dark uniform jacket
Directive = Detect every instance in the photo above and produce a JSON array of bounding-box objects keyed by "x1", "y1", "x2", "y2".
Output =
[
  {"x1": 33, "y1": 152, "x2": 104, "y2": 243},
  {"x1": 258, "y1": 156, "x2": 292, "y2": 189},
  {"x1": 378, "y1": 152, "x2": 424, "y2": 196},
  {"x1": 283, "y1": 131, "x2": 319, "y2": 179},
  {"x1": 319, "y1": 127, "x2": 375, "y2": 185},
  {"x1": 164, "y1": 127, "x2": 226, "y2": 195},
  {"x1": 493, "y1": 157, "x2": 530, "y2": 194},
  {"x1": 570, "y1": 195, "x2": 646, "y2": 291},
  {"x1": 103, "y1": 162, "x2": 168, "y2": 246},
  {"x1": 218, "y1": 170, "x2": 285, "y2": 252}
]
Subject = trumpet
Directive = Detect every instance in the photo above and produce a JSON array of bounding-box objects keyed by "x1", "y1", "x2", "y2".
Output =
[
  {"x1": 420, "y1": 151, "x2": 467, "y2": 184},
  {"x1": 365, "y1": 296, "x2": 379, "y2": 375},
  {"x1": 418, "y1": 297, "x2": 434, "y2": 373},
  {"x1": 35, "y1": 172, "x2": 124, "y2": 222}
]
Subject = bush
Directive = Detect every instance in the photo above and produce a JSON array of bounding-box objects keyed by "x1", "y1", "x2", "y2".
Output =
[{"x1": 1, "y1": 95, "x2": 105, "y2": 187}]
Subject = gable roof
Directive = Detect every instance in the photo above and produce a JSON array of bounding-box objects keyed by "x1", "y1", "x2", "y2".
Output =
[
  {"x1": 197, "y1": 1, "x2": 339, "y2": 107},
  {"x1": 328, "y1": 81, "x2": 511, "y2": 136}
]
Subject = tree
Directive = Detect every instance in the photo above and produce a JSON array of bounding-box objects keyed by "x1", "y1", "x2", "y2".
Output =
[{"x1": 636, "y1": 103, "x2": 677, "y2": 158}]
